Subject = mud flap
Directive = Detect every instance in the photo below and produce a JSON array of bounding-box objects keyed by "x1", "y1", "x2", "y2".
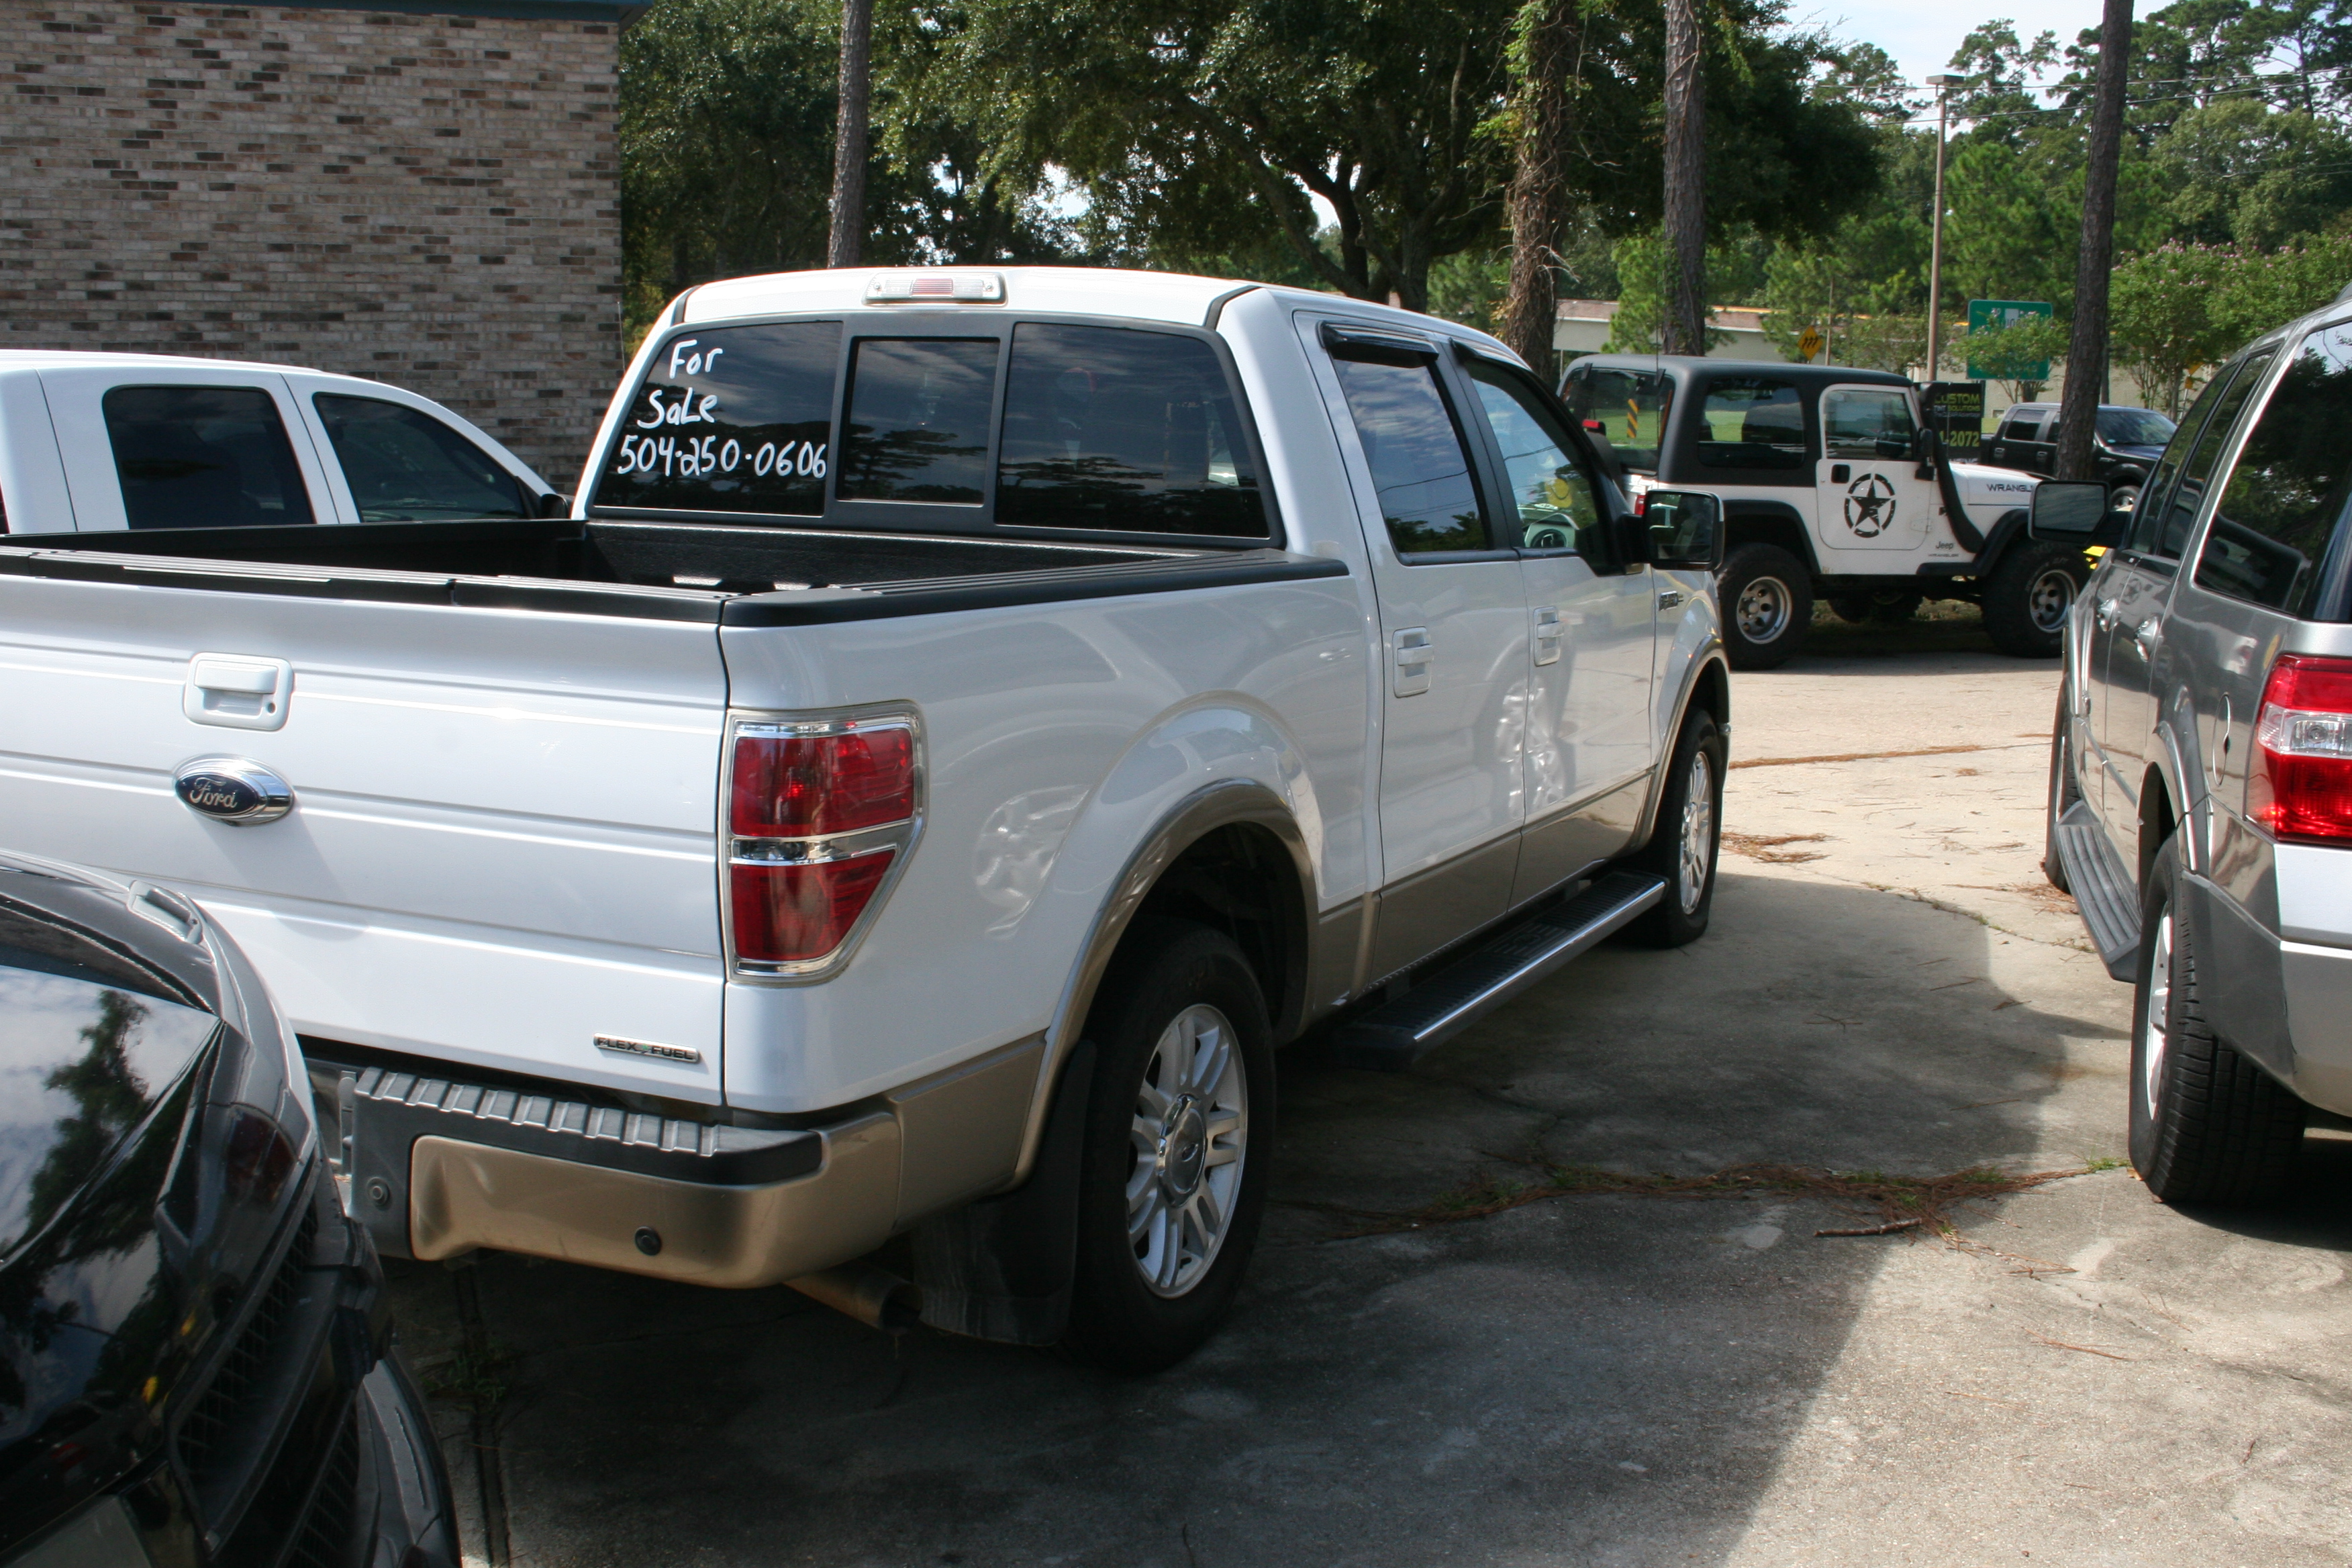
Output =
[{"x1": 910, "y1": 1040, "x2": 1097, "y2": 1345}]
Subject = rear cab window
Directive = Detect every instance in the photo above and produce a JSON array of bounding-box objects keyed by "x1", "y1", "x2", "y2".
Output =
[
  {"x1": 101, "y1": 385, "x2": 315, "y2": 530},
  {"x1": 591, "y1": 315, "x2": 1274, "y2": 546},
  {"x1": 2195, "y1": 324, "x2": 2352, "y2": 618}
]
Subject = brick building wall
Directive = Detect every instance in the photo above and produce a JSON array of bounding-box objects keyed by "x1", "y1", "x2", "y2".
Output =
[{"x1": 0, "y1": 0, "x2": 630, "y2": 485}]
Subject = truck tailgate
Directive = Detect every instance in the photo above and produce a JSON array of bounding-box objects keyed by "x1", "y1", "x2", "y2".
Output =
[{"x1": 0, "y1": 570, "x2": 730, "y2": 1102}]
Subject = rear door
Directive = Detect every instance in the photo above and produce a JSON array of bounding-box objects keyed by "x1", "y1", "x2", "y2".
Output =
[
  {"x1": 0, "y1": 569, "x2": 733, "y2": 1104},
  {"x1": 1814, "y1": 384, "x2": 1937, "y2": 557},
  {"x1": 1456, "y1": 354, "x2": 1657, "y2": 905},
  {"x1": 2092, "y1": 352, "x2": 2272, "y2": 852},
  {"x1": 1307, "y1": 318, "x2": 1528, "y2": 978},
  {"x1": 39, "y1": 365, "x2": 339, "y2": 532}
]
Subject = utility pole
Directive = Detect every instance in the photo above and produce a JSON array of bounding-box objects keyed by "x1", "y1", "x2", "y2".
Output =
[
  {"x1": 2057, "y1": 0, "x2": 2135, "y2": 483},
  {"x1": 1660, "y1": 0, "x2": 1706, "y2": 356},
  {"x1": 1923, "y1": 73, "x2": 1957, "y2": 382},
  {"x1": 826, "y1": 0, "x2": 875, "y2": 268}
]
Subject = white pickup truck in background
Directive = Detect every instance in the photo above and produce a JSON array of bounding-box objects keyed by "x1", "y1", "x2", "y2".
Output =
[
  {"x1": 0, "y1": 268, "x2": 1731, "y2": 1370},
  {"x1": 0, "y1": 350, "x2": 562, "y2": 534}
]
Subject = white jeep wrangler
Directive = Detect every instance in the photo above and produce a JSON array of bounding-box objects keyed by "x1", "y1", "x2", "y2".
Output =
[{"x1": 1563, "y1": 355, "x2": 2074, "y2": 667}]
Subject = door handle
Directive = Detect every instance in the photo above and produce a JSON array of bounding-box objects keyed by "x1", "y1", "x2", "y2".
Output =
[
  {"x1": 1531, "y1": 606, "x2": 1562, "y2": 667},
  {"x1": 1393, "y1": 627, "x2": 1433, "y2": 697},
  {"x1": 1657, "y1": 589, "x2": 1685, "y2": 610}
]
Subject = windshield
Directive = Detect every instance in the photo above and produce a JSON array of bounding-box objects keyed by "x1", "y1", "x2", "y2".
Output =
[
  {"x1": 2098, "y1": 407, "x2": 2176, "y2": 447},
  {"x1": 1563, "y1": 366, "x2": 1671, "y2": 472}
]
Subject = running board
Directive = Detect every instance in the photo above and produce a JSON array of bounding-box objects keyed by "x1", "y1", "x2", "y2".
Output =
[
  {"x1": 2053, "y1": 801, "x2": 2141, "y2": 981},
  {"x1": 1328, "y1": 871, "x2": 1667, "y2": 1071}
]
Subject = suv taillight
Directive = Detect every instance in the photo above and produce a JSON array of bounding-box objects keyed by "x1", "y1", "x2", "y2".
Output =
[
  {"x1": 2250, "y1": 655, "x2": 2352, "y2": 843},
  {"x1": 726, "y1": 717, "x2": 918, "y2": 969}
]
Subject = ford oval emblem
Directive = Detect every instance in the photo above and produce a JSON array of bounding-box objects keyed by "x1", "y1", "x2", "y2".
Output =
[{"x1": 175, "y1": 757, "x2": 293, "y2": 826}]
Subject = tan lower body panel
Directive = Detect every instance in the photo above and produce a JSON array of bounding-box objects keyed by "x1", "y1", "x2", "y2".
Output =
[{"x1": 407, "y1": 1112, "x2": 901, "y2": 1288}]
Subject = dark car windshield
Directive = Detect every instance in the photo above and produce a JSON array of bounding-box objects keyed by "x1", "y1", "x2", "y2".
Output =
[{"x1": 2098, "y1": 408, "x2": 2177, "y2": 446}]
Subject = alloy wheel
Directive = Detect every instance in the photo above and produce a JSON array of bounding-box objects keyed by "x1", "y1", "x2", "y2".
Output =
[
  {"x1": 1127, "y1": 1003, "x2": 1248, "y2": 1297},
  {"x1": 1678, "y1": 750, "x2": 1715, "y2": 914}
]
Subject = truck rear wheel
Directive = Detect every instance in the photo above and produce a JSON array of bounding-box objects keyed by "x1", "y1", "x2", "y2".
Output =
[
  {"x1": 1063, "y1": 919, "x2": 1273, "y2": 1373},
  {"x1": 1981, "y1": 540, "x2": 2085, "y2": 658},
  {"x1": 2130, "y1": 840, "x2": 2305, "y2": 1204},
  {"x1": 1718, "y1": 544, "x2": 1811, "y2": 671}
]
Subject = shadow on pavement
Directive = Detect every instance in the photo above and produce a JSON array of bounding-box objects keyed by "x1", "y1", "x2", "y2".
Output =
[{"x1": 405, "y1": 871, "x2": 2117, "y2": 1568}]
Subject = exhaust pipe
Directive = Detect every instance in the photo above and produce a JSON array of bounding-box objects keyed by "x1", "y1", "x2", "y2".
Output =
[{"x1": 787, "y1": 1263, "x2": 921, "y2": 1333}]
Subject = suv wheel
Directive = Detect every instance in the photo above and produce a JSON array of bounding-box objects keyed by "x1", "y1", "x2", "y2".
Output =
[
  {"x1": 2130, "y1": 838, "x2": 2305, "y2": 1204},
  {"x1": 1718, "y1": 544, "x2": 1812, "y2": 671},
  {"x1": 1063, "y1": 919, "x2": 1273, "y2": 1373},
  {"x1": 1620, "y1": 706, "x2": 1725, "y2": 948},
  {"x1": 1981, "y1": 540, "x2": 2086, "y2": 658}
]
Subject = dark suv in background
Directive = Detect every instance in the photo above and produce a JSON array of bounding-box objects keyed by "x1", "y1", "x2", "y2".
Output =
[
  {"x1": 2040, "y1": 299, "x2": 2352, "y2": 1205},
  {"x1": 1982, "y1": 402, "x2": 2177, "y2": 513},
  {"x1": 0, "y1": 852, "x2": 454, "y2": 1567}
]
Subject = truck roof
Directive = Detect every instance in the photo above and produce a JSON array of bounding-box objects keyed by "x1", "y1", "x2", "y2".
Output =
[
  {"x1": 1566, "y1": 353, "x2": 1913, "y2": 391},
  {"x1": 673, "y1": 266, "x2": 1526, "y2": 358},
  {"x1": 0, "y1": 348, "x2": 398, "y2": 382}
]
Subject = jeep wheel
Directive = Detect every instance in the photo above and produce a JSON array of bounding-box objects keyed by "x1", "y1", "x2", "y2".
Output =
[
  {"x1": 1062, "y1": 919, "x2": 1273, "y2": 1373},
  {"x1": 1719, "y1": 544, "x2": 1812, "y2": 671},
  {"x1": 1981, "y1": 540, "x2": 2086, "y2": 658},
  {"x1": 2110, "y1": 484, "x2": 2141, "y2": 517},
  {"x1": 1619, "y1": 706, "x2": 1725, "y2": 948},
  {"x1": 2130, "y1": 839, "x2": 2305, "y2": 1204}
]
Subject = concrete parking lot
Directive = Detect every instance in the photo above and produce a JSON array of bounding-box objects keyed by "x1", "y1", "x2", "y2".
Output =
[{"x1": 393, "y1": 614, "x2": 2352, "y2": 1567}]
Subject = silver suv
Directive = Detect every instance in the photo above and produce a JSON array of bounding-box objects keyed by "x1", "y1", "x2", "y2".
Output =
[{"x1": 2041, "y1": 295, "x2": 2352, "y2": 1203}]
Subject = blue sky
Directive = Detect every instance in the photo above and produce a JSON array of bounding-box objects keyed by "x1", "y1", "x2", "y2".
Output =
[{"x1": 1793, "y1": 1, "x2": 2113, "y2": 90}]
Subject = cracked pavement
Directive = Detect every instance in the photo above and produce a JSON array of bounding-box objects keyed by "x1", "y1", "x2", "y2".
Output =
[{"x1": 389, "y1": 626, "x2": 2352, "y2": 1567}]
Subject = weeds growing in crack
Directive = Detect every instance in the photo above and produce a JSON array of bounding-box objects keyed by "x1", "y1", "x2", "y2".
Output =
[
  {"x1": 1285, "y1": 1160, "x2": 2108, "y2": 1242},
  {"x1": 423, "y1": 1338, "x2": 520, "y2": 1409}
]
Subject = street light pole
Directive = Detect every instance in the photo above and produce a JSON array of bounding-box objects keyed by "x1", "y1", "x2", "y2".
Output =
[{"x1": 1924, "y1": 74, "x2": 1958, "y2": 383}]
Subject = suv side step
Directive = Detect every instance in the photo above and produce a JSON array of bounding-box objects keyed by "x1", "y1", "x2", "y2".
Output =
[
  {"x1": 2053, "y1": 801, "x2": 2141, "y2": 980},
  {"x1": 1328, "y1": 871, "x2": 1667, "y2": 1071}
]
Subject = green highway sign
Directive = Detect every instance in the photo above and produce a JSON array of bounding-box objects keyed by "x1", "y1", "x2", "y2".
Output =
[{"x1": 1965, "y1": 298, "x2": 2055, "y2": 381}]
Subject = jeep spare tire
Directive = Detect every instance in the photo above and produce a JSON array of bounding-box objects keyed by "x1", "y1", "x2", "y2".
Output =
[{"x1": 1719, "y1": 543, "x2": 1811, "y2": 670}]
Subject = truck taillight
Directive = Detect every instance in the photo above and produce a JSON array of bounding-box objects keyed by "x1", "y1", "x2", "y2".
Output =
[
  {"x1": 2249, "y1": 655, "x2": 2352, "y2": 843},
  {"x1": 726, "y1": 717, "x2": 919, "y2": 971}
]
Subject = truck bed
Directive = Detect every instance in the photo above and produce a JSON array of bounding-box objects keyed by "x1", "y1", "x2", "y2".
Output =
[{"x1": 0, "y1": 517, "x2": 1340, "y2": 624}]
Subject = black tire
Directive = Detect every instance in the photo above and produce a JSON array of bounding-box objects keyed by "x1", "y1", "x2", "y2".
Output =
[
  {"x1": 2043, "y1": 691, "x2": 2076, "y2": 894},
  {"x1": 1620, "y1": 706, "x2": 1725, "y2": 948},
  {"x1": 1981, "y1": 540, "x2": 2087, "y2": 658},
  {"x1": 1062, "y1": 919, "x2": 1275, "y2": 1373},
  {"x1": 2129, "y1": 839, "x2": 2305, "y2": 1204},
  {"x1": 1718, "y1": 544, "x2": 1812, "y2": 671}
]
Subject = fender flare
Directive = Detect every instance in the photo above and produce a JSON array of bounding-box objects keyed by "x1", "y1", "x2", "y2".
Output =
[
  {"x1": 1720, "y1": 498, "x2": 1820, "y2": 575},
  {"x1": 1967, "y1": 508, "x2": 2030, "y2": 573},
  {"x1": 1010, "y1": 778, "x2": 1315, "y2": 1184},
  {"x1": 1631, "y1": 648, "x2": 1733, "y2": 848}
]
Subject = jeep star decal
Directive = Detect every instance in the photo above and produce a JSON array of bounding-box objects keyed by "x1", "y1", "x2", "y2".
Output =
[{"x1": 1844, "y1": 473, "x2": 1898, "y2": 538}]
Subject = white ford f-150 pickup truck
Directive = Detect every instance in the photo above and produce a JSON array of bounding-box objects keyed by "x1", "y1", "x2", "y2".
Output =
[{"x1": 0, "y1": 267, "x2": 1730, "y2": 1370}]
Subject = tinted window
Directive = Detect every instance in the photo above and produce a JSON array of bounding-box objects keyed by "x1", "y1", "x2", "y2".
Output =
[
  {"x1": 313, "y1": 396, "x2": 526, "y2": 522},
  {"x1": 837, "y1": 338, "x2": 999, "y2": 504},
  {"x1": 102, "y1": 385, "x2": 315, "y2": 530},
  {"x1": 1821, "y1": 388, "x2": 1916, "y2": 458},
  {"x1": 1330, "y1": 357, "x2": 1488, "y2": 554},
  {"x1": 2126, "y1": 369, "x2": 2237, "y2": 554},
  {"x1": 2098, "y1": 407, "x2": 2176, "y2": 446},
  {"x1": 599, "y1": 322, "x2": 841, "y2": 516},
  {"x1": 1467, "y1": 362, "x2": 1602, "y2": 551},
  {"x1": 1998, "y1": 411, "x2": 2041, "y2": 441},
  {"x1": 1695, "y1": 378, "x2": 1806, "y2": 470},
  {"x1": 994, "y1": 324, "x2": 1266, "y2": 538},
  {"x1": 1564, "y1": 366, "x2": 1671, "y2": 472},
  {"x1": 2155, "y1": 350, "x2": 2274, "y2": 559},
  {"x1": 2196, "y1": 325, "x2": 2352, "y2": 616}
]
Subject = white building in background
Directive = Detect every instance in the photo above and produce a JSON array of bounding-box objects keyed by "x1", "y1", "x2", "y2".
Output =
[{"x1": 1552, "y1": 299, "x2": 1785, "y2": 362}]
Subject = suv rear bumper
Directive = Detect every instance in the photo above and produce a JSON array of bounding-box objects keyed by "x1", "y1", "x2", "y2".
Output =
[{"x1": 2183, "y1": 860, "x2": 2352, "y2": 1120}]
